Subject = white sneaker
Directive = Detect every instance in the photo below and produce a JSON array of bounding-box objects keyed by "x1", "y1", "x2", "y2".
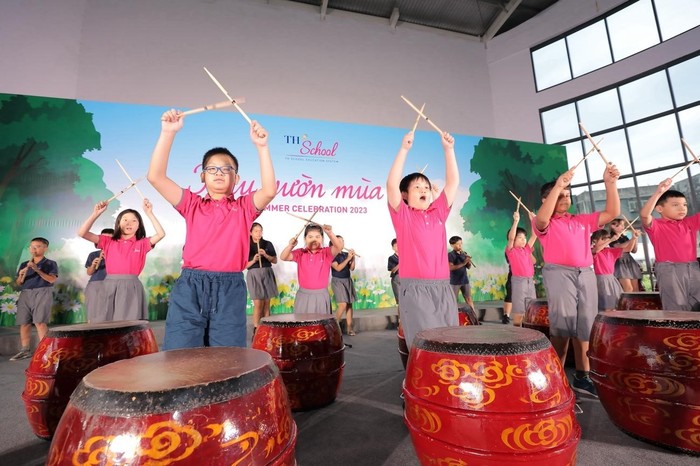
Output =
[{"x1": 9, "y1": 349, "x2": 31, "y2": 361}]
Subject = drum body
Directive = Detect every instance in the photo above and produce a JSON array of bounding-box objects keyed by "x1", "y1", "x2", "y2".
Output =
[
  {"x1": 404, "y1": 326, "x2": 580, "y2": 465},
  {"x1": 47, "y1": 347, "x2": 297, "y2": 465},
  {"x1": 253, "y1": 313, "x2": 344, "y2": 411},
  {"x1": 398, "y1": 324, "x2": 409, "y2": 370},
  {"x1": 616, "y1": 292, "x2": 662, "y2": 310},
  {"x1": 521, "y1": 299, "x2": 550, "y2": 335},
  {"x1": 589, "y1": 310, "x2": 700, "y2": 454},
  {"x1": 457, "y1": 306, "x2": 481, "y2": 326},
  {"x1": 22, "y1": 320, "x2": 158, "y2": 439}
]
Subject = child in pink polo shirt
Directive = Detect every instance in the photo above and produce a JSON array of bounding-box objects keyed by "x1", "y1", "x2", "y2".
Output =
[
  {"x1": 280, "y1": 224, "x2": 342, "y2": 313},
  {"x1": 387, "y1": 130, "x2": 460, "y2": 349},
  {"x1": 533, "y1": 164, "x2": 620, "y2": 397},
  {"x1": 78, "y1": 198, "x2": 165, "y2": 321},
  {"x1": 504, "y1": 209, "x2": 537, "y2": 326},
  {"x1": 640, "y1": 180, "x2": 700, "y2": 310},
  {"x1": 591, "y1": 228, "x2": 639, "y2": 312},
  {"x1": 148, "y1": 109, "x2": 276, "y2": 350}
]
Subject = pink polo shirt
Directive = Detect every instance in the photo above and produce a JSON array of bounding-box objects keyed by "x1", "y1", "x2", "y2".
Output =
[
  {"x1": 593, "y1": 247, "x2": 622, "y2": 275},
  {"x1": 505, "y1": 244, "x2": 534, "y2": 278},
  {"x1": 644, "y1": 214, "x2": 700, "y2": 262},
  {"x1": 175, "y1": 188, "x2": 261, "y2": 272},
  {"x1": 98, "y1": 235, "x2": 152, "y2": 275},
  {"x1": 388, "y1": 191, "x2": 451, "y2": 280},
  {"x1": 533, "y1": 212, "x2": 601, "y2": 267},
  {"x1": 291, "y1": 246, "x2": 334, "y2": 290}
]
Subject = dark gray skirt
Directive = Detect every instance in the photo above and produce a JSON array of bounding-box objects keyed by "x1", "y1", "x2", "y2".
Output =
[
  {"x1": 103, "y1": 275, "x2": 148, "y2": 321},
  {"x1": 84, "y1": 280, "x2": 107, "y2": 322},
  {"x1": 596, "y1": 274, "x2": 623, "y2": 311},
  {"x1": 614, "y1": 253, "x2": 642, "y2": 279},
  {"x1": 246, "y1": 267, "x2": 278, "y2": 300},
  {"x1": 294, "y1": 287, "x2": 331, "y2": 314},
  {"x1": 331, "y1": 277, "x2": 357, "y2": 304}
]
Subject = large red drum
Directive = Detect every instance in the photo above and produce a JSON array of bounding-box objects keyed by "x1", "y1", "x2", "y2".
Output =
[
  {"x1": 22, "y1": 320, "x2": 158, "y2": 440},
  {"x1": 589, "y1": 310, "x2": 700, "y2": 454},
  {"x1": 397, "y1": 324, "x2": 409, "y2": 370},
  {"x1": 616, "y1": 292, "x2": 662, "y2": 310},
  {"x1": 458, "y1": 306, "x2": 481, "y2": 326},
  {"x1": 521, "y1": 299, "x2": 549, "y2": 334},
  {"x1": 253, "y1": 313, "x2": 344, "y2": 411},
  {"x1": 46, "y1": 347, "x2": 297, "y2": 465},
  {"x1": 404, "y1": 326, "x2": 580, "y2": 465}
]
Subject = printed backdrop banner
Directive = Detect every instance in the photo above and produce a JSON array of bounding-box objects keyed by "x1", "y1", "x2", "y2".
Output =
[{"x1": 0, "y1": 93, "x2": 567, "y2": 325}]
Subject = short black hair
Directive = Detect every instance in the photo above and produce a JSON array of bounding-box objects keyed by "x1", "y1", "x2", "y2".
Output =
[
  {"x1": 100, "y1": 228, "x2": 115, "y2": 235},
  {"x1": 399, "y1": 173, "x2": 431, "y2": 194},
  {"x1": 391, "y1": 238, "x2": 397, "y2": 247},
  {"x1": 449, "y1": 236, "x2": 462, "y2": 245},
  {"x1": 31, "y1": 237, "x2": 49, "y2": 246},
  {"x1": 304, "y1": 223, "x2": 323, "y2": 238},
  {"x1": 591, "y1": 229, "x2": 610, "y2": 242},
  {"x1": 656, "y1": 189, "x2": 686, "y2": 207},
  {"x1": 202, "y1": 147, "x2": 239, "y2": 172}
]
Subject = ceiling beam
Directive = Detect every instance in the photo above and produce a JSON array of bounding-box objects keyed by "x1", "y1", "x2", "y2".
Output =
[
  {"x1": 320, "y1": 0, "x2": 328, "y2": 20},
  {"x1": 483, "y1": 0, "x2": 522, "y2": 42},
  {"x1": 389, "y1": 6, "x2": 400, "y2": 30},
  {"x1": 478, "y1": 0, "x2": 507, "y2": 11}
]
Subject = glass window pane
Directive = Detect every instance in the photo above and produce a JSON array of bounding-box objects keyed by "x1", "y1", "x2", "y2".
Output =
[
  {"x1": 679, "y1": 105, "x2": 700, "y2": 152},
  {"x1": 567, "y1": 21, "x2": 613, "y2": 77},
  {"x1": 654, "y1": 0, "x2": 700, "y2": 41},
  {"x1": 619, "y1": 71, "x2": 673, "y2": 123},
  {"x1": 563, "y1": 141, "x2": 590, "y2": 187},
  {"x1": 577, "y1": 89, "x2": 623, "y2": 133},
  {"x1": 669, "y1": 55, "x2": 700, "y2": 107},
  {"x1": 541, "y1": 103, "x2": 579, "y2": 144},
  {"x1": 607, "y1": 0, "x2": 660, "y2": 61},
  {"x1": 627, "y1": 115, "x2": 683, "y2": 173},
  {"x1": 583, "y1": 129, "x2": 632, "y2": 183},
  {"x1": 532, "y1": 39, "x2": 572, "y2": 91},
  {"x1": 571, "y1": 185, "x2": 593, "y2": 214}
]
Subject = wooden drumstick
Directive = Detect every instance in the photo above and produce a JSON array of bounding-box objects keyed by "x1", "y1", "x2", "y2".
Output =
[
  {"x1": 579, "y1": 122, "x2": 611, "y2": 165},
  {"x1": 294, "y1": 211, "x2": 318, "y2": 240},
  {"x1": 286, "y1": 212, "x2": 316, "y2": 223},
  {"x1": 621, "y1": 214, "x2": 639, "y2": 235},
  {"x1": 400, "y1": 95, "x2": 444, "y2": 134},
  {"x1": 508, "y1": 190, "x2": 534, "y2": 217},
  {"x1": 342, "y1": 248, "x2": 361, "y2": 258},
  {"x1": 573, "y1": 137, "x2": 604, "y2": 169},
  {"x1": 104, "y1": 178, "x2": 144, "y2": 203},
  {"x1": 203, "y1": 66, "x2": 253, "y2": 124},
  {"x1": 410, "y1": 103, "x2": 425, "y2": 133},
  {"x1": 419, "y1": 163, "x2": 428, "y2": 174},
  {"x1": 115, "y1": 159, "x2": 146, "y2": 200},
  {"x1": 670, "y1": 138, "x2": 700, "y2": 181},
  {"x1": 181, "y1": 99, "x2": 245, "y2": 116}
]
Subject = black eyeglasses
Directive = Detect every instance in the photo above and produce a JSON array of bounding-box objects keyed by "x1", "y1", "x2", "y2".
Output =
[{"x1": 202, "y1": 165, "x2": 237, "y2": 175}]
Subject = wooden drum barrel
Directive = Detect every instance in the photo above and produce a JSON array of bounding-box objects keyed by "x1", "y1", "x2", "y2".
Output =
[
  {"x1": 253, "y1": 313, "x2": 344, "y2": 411},
  {"x1": 404, "y1": 326, "x2": 580, "y2": 465},
  {"x1": 589, "y1": 310, "x2": 700, "y2": 454},
  {"x1": 521, "y1": 299, "x2": 550, "y2": 335},
  {"x1": 22, "y1": 320, "x2": 158, "y2": 439},
  {"x1": 458, "y1": 306, "x2": 481, "y2": 326},
  {"x1": 47, "y1": 347, "x2": 297, "y2": 465},
  {"x1": 616, "y1": 292, "x2": 662, "y2": 311},
  {"x1": 397, "y1": 323, "x2": 409, "y2": 370}
]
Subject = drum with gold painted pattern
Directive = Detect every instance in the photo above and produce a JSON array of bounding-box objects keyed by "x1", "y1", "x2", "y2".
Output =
[
  {"x1": 22, "y1": 320, "x2": 158, "y2": 440},
  {"x1": 404, "y1": 326, "x2": 580, "y2": 465},
  {"x1": 46, "y1": 347, "x2": 297, "y2": 465},
  {"x1": 398, "y1": 323, "x2": 409, "y2": 369},
  {"x1": 616, "y1": 292, "x2": 662, "y2": 310},
  {"x1": 521, "y1": 299, "x2": 550, "y2": 334},
  {"x1": 253, "y1": 313, "x2": 344, "y2": 411},
  {"x1": 457, "y1": 305, "x2": 480, "y2": 326},
  {"x1": 589, "y1": 310, "x2": 700, "y2": 454}
]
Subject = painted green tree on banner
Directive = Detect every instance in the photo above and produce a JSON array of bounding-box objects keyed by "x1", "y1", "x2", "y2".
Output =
[
  {"x1": 460, "y1": 138, "x2": 567, "y2": 264},
  {"x1": 0, "y1": 94, "x2": 110, "y2": 276}
]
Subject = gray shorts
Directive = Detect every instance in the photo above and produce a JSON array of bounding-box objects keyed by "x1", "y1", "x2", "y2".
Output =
[
  {"x1": 400, "y1": 278, "x2": 458, "y2": 349},
  {"x1": 542, "y1": 264, "x2": 597, "y2": 340},
  {"x1": 84, "y1": 280, "x2": 107, "y2": 322},
  {"x1": 452, "y1": 283, "x2": 471, "y2": 302},
  {"x1": 391, "y1": 275, "x2": 400, "y2": 304},
  {"x1": 246, "y1": 267, "x2": 278, "y2": 300},
  {"x1": 511, "y1": 276, "x2": 536, "y2": 314},
  {"x1": 596, "y1": 274, "x2": 622, "y2": 311},
  {"x1": 294, "y1": 287, "x2": 331, "y2": 314},
  {"x1": 103, "y1": 275, "x2": 148, "y2": 321},
  {"x1": 16, "y1": 287, "x2": 53, "y2": 325},
  {"x1": 331, "y1": 277, "x2": 356, "y2": 304},
  {"x1": 655, "y1": 261, "x2": 700, "y2": 311}
]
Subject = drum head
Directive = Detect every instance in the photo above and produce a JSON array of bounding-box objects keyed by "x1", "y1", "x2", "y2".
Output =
[
  {"x1": 414, "y1": 326, "x2": 550, "y2": 356},
  {"x1": 261, "y1": 313, "x2": 336, "y2": 327},
  {"x1": 596, "y1": 310, "x2": 700, "y2": 329},
  {"x1": 47, "y1": 320, "x2": 150, "y2": 337}
]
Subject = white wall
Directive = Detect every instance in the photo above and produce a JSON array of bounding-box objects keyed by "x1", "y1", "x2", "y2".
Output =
[
  {"x1": 0, "y1": 0, "x2": 493, "y2": 136},
  {"x1": 488, "y1": 0, "x2": 700, "y2": 142}
]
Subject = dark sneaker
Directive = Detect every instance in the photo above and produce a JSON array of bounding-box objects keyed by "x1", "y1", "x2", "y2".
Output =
[
  {"x1": 572, "y1": 374, "x2": 598, "y2": 398},
  {"x1": 502, "y1": 314, "x2": 511, "y2": 325},
  {"x1": 9, "y1": 349, "x2": 31, "y2": 361}
]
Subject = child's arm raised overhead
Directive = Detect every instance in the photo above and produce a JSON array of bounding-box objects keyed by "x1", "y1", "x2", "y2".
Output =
[
  {"x1": 78, "y1": 201, "x2": 108, "y2": 245},
  {"x1": 534, "y1": 169, "x2": 574, "y2": 231},
  {"x1": 142, "y1": 198, "x2": 166, "y2": 247},
  {"x1": 250, "y1": 121, "x2": 277, "y2": 211},
  {"x1": 387, "y1": 132, "x2": 414, "y2": 211},
  {"x1": 280, "y1": 237, "x2": 298, "y2": 262},
  {"x1": 623, "y1": 230, "x2": 640, "y2": 253},
  {"x1": 147, "y1": 109, "x2": 185, "y2": 206},
  {"x1": 324, "y1": 225, "x2": 343, "y2": 257},
  {"x1": 527, "y1": 211, "x2": 538, "y2": 248},
  {"x1": 598, "y1": 163, "x2": 621, "y2": 226},
  {"x1": 441, "y1": 131, "x2": 459, "y2": 207},
  {"x1": 506, "y1": 210, "x2": 519, "y2": 250},
  {"x1": 640, "y1": 178, "x2": 672, "y2": 228}
]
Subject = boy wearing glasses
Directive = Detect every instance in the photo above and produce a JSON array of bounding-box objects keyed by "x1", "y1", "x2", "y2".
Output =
[{"x1": 148, "y1": 109, "x2": 276, "y2": 349}]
